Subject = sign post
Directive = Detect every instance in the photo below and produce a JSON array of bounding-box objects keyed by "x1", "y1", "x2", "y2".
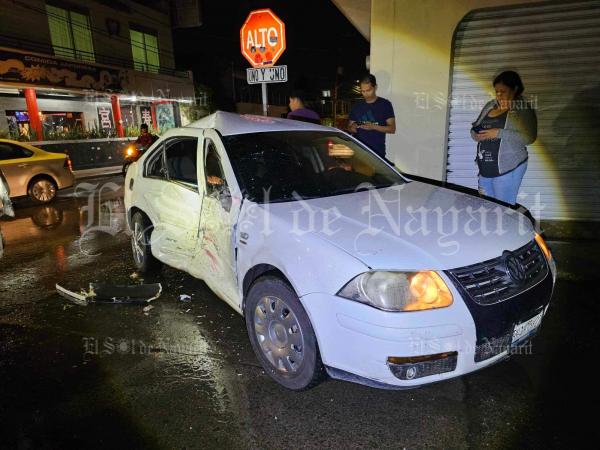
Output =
[
  {"x1": 240, "y1": 9, "x2": 286, "y2": 116},
  {"x1": 261, "y1": 83, "x2": 268, "y2": 116}
]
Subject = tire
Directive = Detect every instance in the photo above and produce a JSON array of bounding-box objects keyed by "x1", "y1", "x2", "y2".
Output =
[
  {"x1": 245, "y1": 275, "x2": 325, "y2": 390},
  {"x1": 130, "y1": 211, "x2": 162, "y2": 273},
  {"x1": 28, "y1": 177, "x2": 57, "y2": 203}
]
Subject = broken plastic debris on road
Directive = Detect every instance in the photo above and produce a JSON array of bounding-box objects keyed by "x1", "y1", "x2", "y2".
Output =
[{"x1": 56, "y1": 283, "x2": 162, "y2": 306}]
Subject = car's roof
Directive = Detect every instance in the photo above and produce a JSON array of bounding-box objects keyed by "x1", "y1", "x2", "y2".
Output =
[{"x1": 185, "y1": 111, "x2": 334, "y2": 136}]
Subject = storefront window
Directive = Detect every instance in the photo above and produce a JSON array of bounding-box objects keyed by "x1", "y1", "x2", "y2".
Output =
[
  {"x1": 5, "y1": 110, "x2": 84, "y2": 139},
  {"x1": 5, "y1": 111, "x2": 30, "y2": 138},
  {"x1": 42, "y1": 112, "x2": 84, "y2": 135}
]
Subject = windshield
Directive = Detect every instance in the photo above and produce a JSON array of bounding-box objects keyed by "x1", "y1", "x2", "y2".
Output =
[{"x1": 221, "y1": 131, "x2": 405, "y2": 203}]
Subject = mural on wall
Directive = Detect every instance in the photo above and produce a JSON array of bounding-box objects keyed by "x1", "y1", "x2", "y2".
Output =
[
  {"x1": 156, "y1": 103, "x2": 175, "y2": 131},
  {"x1": 0, "y1": 48, "x2": 128, "y2": 92}
]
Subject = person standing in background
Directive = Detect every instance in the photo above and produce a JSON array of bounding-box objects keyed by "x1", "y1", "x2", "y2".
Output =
[
  {"x1": 287, "y1": 91, "x2": 321, "y2": 124},
  {"x1": 471, "y1": 70, "x2": 537, "y2": 205},
  {"x1": 348, "y1": 74, "x2": 396, "y2": 161}
]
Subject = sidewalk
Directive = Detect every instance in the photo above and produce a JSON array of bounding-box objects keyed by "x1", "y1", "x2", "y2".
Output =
[{"x1": 73, "y1": 166, "x2": 122, "y2": 179}]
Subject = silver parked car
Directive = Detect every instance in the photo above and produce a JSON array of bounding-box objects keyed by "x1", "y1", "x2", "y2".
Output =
[{"x1": 0, "y1": 139, "x2": 75, "y2": 203}]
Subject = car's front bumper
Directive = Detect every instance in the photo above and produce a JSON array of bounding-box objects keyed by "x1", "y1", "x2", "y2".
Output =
[{"x1": 301, "y1": 269, "x2": 554, "y2": 389}]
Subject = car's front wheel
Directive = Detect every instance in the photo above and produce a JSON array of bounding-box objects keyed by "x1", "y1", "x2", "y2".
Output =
[
  {"x1": 28, "y1": 177, "x2": 57, "y2": 203},
  {"x1": 131, "y1": 211, "x2": 162, "y2": 273},
  {"x1": 245, "y1": 276, "x2": 324, "y2": 390}
]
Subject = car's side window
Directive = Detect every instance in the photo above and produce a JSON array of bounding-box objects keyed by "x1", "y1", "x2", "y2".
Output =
[
  {"x1": 204, "y1": 139, "x2": 227, "y2": 197},
  {"x1": 0, "y1": 143, "x2": 33, "y2": 160},
  {"x1": 146, "y1": 144, "x2": 167, "y2": 179},
  {"x1": 165, "y1": 138, "x2": 198, "y2": 186}
]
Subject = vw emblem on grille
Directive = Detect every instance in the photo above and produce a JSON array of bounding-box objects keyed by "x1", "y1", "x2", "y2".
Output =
[{"x1": 503, "y1": 251, "x2": 526, "y2": 284}]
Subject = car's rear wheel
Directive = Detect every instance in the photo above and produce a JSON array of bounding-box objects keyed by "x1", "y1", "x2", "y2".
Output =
[
  {"x1": 245, "y1": 276, "x2": 325, "y2": 390},
  {"x1": 28, "y1": 177, "x2": 57, "y2": 203},
  {"x1": 131, "y1": 211, "x2": 162, "y2": 273}
]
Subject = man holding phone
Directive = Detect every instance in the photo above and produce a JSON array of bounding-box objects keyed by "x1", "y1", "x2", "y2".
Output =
[{"x1": 348, "y1": 74, "x2": 396, "y2": 161}]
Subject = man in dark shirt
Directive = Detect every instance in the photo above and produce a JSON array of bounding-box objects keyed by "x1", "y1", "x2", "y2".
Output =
[
  {"x1": 348, "y1": 74, "x2": 396, "y2": 160},
  {"x1": 287, "y1": 91, "x2": 321, "y2": 124},
  {"x1": 135, "y1": 124, "x2": 158, "y2": 149}
]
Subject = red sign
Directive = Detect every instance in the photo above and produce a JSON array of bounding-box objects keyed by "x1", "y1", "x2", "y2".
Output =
[{"x1": 240, "y1": 9, "x2": 286, "y2": 68}]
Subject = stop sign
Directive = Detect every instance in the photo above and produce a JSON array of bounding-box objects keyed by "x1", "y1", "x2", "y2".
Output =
[{"x1": 240, "y1": 9, "x2": 286, "y2": 68}]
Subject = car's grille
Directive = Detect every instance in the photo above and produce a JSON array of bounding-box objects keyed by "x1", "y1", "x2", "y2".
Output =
[{"x1": 447, "y1": 240, "x2": 548, "y2": 306}]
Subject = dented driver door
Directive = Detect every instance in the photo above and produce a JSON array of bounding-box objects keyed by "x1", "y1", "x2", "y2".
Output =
[{"x1": 189, "y1": 129, "x2": 242, "y2": 311}]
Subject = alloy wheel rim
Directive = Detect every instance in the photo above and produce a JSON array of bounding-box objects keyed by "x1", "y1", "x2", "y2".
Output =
[
  {"x1": 254, "y1": 295, "x2": 305, "y2": 373},
  {"x1": 32, "y1": 180, "x2": 56, "y2": 202},
  {"x1": 132, "y1": 220, "x2": 145, "y2": 265}
]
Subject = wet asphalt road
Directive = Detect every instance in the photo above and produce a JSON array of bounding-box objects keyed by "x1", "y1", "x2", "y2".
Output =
[{"x1": 0, "y1": 176, "x2": 597, "y2": 449}]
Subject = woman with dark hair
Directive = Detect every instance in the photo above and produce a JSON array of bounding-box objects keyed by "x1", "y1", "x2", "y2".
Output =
[{"x1": 470, "y1": 70, "x2": 537, "y2": 205}]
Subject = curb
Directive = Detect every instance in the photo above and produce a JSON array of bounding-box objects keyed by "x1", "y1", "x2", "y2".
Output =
[{"x1": 73, "y1": 166, "x2": 122, "y2": 179}]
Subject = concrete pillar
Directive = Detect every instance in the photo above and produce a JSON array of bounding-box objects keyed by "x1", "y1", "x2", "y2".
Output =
[
  {"x1": 24, "y1": 88, "x2": 43, "y2": 140},
  {"x1": 111, "y1": 95, "x2": 124, "y2": 137},
  {"x1": 150, "y1": 103, "x2": 157, "y2": 130}
]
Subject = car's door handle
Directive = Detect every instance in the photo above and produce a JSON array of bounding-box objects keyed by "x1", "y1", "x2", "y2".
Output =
[{"x1": 17, "y1": 164, "x2": 28, "y2": 168}]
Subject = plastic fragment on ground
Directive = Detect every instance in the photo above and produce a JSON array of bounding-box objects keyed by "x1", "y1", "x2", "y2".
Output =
[{"x1": 56, "y1": 283, "x2": 162, "y2": 305}]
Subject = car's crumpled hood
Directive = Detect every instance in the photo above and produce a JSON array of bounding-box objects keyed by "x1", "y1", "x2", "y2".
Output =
[{"x1": 264, "y1": 181, "x2": 534, "y2": 270}]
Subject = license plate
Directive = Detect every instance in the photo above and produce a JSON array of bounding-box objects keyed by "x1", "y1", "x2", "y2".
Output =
[{"x1": 512, "y1": 311, "x2": 544, "y2": 344}]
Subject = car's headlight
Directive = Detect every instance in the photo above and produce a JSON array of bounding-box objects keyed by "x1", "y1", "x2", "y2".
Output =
[
  {"x1": 337, "y1": 271, "x2": 453, "y2": 312},
  {"x1": 534, "y1": 232, "x2": 552, "y2": 261}
]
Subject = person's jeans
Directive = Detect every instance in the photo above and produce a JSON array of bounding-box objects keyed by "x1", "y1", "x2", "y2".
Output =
[{"x1": 478, "y1": 161, "x2": 527, "y2": 205}]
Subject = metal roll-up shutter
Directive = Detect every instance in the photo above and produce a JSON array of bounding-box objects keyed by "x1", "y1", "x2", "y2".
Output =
[{"x1": 447, "y1": 0, "x2": 600, "y2": 221}]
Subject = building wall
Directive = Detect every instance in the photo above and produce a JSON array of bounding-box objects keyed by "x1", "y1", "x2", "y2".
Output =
[
  {"x1": 0, "y1": 0, "x2": 176, "y2": 70},
  {"x1": 89, "y1": 0, "x2": 176, "y2": 70},
  {"x1": 128, "y1": 70, "x2": 194, "y2": 100},
  {"x1": 370, "y1": 0, "x2": 540, "y2": 180},
  {"x1": 0, "y1": 0, "x2": 53, "y2": 46}
]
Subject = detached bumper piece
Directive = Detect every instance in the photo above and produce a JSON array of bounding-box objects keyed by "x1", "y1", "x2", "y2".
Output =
[
  {"x1": 56, "y1": 283, "x2": 162, "y2": 306},
  {"x1": 387, "y1": 352, "x2": 458, "y2": 380}
]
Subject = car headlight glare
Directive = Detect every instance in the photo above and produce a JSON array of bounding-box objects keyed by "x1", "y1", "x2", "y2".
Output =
[{"x1": 338, "y1": 271, "x2": 453, "y2": 312}]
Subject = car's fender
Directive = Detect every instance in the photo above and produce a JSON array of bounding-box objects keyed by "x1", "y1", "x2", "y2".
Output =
[{"x1": 236, "y1": 200, "x2": 369, "y2": 301}]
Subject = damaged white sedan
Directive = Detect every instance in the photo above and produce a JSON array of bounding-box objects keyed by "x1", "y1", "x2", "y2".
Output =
[{"x1": 124, "y1": 112, "x2": 556, "y2": 390}]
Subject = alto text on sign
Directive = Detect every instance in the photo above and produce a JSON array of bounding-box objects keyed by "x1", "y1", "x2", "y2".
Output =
[
  {"x1": 246, "y1": 65, "x2": 287, "y2": 84},
  {"x1": 240, "y1": 9, "x2": 286, "y2": 68}
]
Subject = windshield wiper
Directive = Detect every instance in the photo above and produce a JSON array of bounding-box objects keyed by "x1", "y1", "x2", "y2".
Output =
[{"x1": 329, "y1": 184, "x2": 394, "y2": 196}]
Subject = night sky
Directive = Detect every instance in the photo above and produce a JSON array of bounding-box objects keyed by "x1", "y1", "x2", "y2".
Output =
[{"x1": 172, "y1": 0, "x2": 369, "y2": 110}]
